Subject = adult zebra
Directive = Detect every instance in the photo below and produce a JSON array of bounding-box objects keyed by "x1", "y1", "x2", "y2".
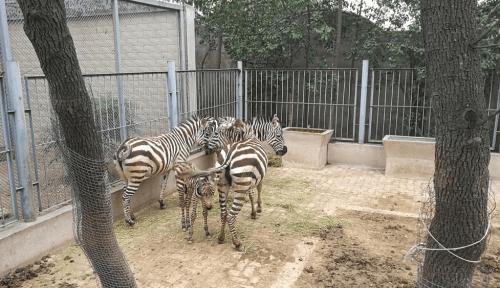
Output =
[
  {"x1": 203, "y1": 114, "x2": 287, "y2": 157},
  {"x1": 114, "y1": 115, "x2": 216, "y2": 228},
  {"x1": 180, "y1": 118, "x2": 268, "y2": 251}
]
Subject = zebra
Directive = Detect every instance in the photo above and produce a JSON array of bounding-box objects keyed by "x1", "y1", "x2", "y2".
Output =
[
  {"x1": 179, "y1": 118, "x2": 268, "y2": 251},
  {"x1": 183, "y1": 163, "x2": 220, "y2": 244},
  {"x1": 204, "y1": 114, "x2": 286, "y2": 215},
  {"x1": 114, "y1": 114, "x2": 217, "y2": 228},
  {"x1": 203, "y1": 114, "x2": 287, "y2": 157}
]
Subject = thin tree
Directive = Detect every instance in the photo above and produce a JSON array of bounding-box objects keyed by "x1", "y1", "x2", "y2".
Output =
[
  {"x1": 16, "y1": 0, "x2": 137, "y2": 287},
  {"x1": 419, "y1": 0, "x2": 499, "y2": 286},
  {"x1": 215, "y1": 0, "x2": 227, "y2": 69},
  {"x1": 333, "y1": 0, "x2": 343, "y2": 68}
]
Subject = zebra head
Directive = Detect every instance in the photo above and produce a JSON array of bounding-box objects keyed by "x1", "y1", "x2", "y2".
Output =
[
  {"x1": 262, "y1": 114, "x2": 287, "y2": 156},
  {"x1": 205, "y1": 117, "x2": 253, "y2": 155},
  {"x1": 195, "y1": 115, "x2": 217, "y2": 147},
  {"x1": 195, "y1": 173, "x2": 220, "y2": 210}
]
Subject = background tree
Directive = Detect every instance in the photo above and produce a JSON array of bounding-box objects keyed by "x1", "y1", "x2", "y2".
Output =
[
  {"x1": 16, "y1": 0, "x2": 137, "y2": 287},
  {"x1": 419, "y1": 0, "x2": 498, "y2": 286}
]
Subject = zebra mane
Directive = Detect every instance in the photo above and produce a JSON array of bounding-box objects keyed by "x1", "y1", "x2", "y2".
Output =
[{"x1": 249, "y1": 115, "x2": 282, "y2": 125}]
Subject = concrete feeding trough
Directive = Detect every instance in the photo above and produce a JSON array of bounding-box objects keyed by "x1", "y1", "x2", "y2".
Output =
[
  {"x1": 382, "y1": 135, "x2": 435, "y2": 179},
  {"x1": 282, "y1": 127, "x2": 334, "y2": 170}
]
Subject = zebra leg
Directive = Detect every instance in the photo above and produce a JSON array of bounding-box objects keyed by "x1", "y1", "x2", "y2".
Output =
[
  {"x1": 176, "y1": 178, "x2": 189, "y2": 232},
  {"x1": 203, "y1": 205, "x2": 211, "y2": 238},
  {"x1": 227, "y1": 188, "x2": 247, "y2": 251},
  {"x1": 188, "y1": 199, "x2": 198, "y2": 244},
  {"x1": 256, "y1": 181, "x2": 263, "y2": 213},
  {"x1": 217, "y1": 185, "x2": 230, "y2": 244},
  {"x1": 122, "y1": 183, "x2": 140, "y2": 227},
  {"x1": 248, "y1": 189, "x2": 257, "y2": 219},
  {"x1": 158, "y1": 174, "x2": 168, "y2": 209}
]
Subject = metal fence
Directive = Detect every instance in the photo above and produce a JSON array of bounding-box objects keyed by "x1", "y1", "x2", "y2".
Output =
[
  {"x1": 245, "y1": 69, "x2": 358, "y2": 141},
  {"x1": 177, "y1": 69, "x2": 240, "y2": 120},
  {"x1": 367, "y1": 70, "x2": 500, "y2": 149}
]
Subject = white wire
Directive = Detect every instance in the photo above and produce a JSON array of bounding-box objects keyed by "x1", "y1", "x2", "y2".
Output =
[{"x1": 406, "y1": 208, "x2": 492, "y2": 264}]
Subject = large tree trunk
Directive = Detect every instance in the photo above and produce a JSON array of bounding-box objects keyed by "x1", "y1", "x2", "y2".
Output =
[
  {"x1": 16, "y1": 0, "x2": 137, "y2": 287},
  {"x1": 420, "y1": 1, "x2": 490, "y2": 287}
]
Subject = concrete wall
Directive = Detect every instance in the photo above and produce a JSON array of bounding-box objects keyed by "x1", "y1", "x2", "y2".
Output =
[
  {"x1": 0, "y1": 151, "x2": 215, "y2": 277},
  {"x1": 327, "y1": 142, "x2": 386, "y2": 170}
]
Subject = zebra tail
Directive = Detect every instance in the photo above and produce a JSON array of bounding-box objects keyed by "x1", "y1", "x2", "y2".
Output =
[
  {"x1": 115, "y1": 143, "x2": 132, "y2": 162},
  {"x1": 177, "y1": 161, "x2": 230, "y2": 179}
]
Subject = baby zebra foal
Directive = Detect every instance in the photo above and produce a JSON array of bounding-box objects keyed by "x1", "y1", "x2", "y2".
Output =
[{"x1": 184, "y1": 164, "x2": 220, "y2": 244}]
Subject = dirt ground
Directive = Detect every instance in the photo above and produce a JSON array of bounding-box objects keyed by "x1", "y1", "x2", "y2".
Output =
[{"x1": 2, "y1": 163, "x2": 500, "y2": 288}]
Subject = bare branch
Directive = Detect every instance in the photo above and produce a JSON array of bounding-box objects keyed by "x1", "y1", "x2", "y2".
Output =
[
  {"x1": 486, "y1": 2, "x2": 500, "y2": 20},
  {"x1": 477, "y1": 108, "x2": 500, "y2": 128},
  {"x1": 472, "y1": 19, "x2": 500, "y2": 46},
  {"x1": 473, "y1": 42, "x2": 500, "y2": 49}
]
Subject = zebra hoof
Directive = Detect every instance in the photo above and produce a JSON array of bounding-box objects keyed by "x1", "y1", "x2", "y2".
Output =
[
  {"x1": 218, "y1": 237, "x2": 225, "y2": 244},
  {"x1": 158, "y1": 200, "x2": 166, "y2": 209},
  {"x1": 251, "y1": 212, "x2": 257, "y2": 219},
  {"x1": 206, "y1": 232, "x2": 212, "y2": 238},
  {"x1": 126, "y1": 219, "x2": 136, "y2": 228},
  {"x1": 188, "y1": 240, "x2": 193, "y2": 244},
  {"x1": 182, "y1": 227, "x2": 187, "y2": 232},
  {"x1": 257, "y1": 207, "x2": 262, "y2": 213},
  {"x1": 234, "y1": 243, "x2": 244, "y2": 251}
]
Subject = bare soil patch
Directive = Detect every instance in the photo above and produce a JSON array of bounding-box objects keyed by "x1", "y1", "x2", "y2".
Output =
[{"x1": 2, "y1": 165, "x2": 500, "y2": 288}]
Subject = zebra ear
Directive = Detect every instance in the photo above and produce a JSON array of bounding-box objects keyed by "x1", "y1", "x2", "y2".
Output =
[{"x1": 272, "y1": 114, "x2": 279, "y2": 126}]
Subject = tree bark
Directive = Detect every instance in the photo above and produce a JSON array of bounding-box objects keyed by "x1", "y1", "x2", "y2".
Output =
[
  {"x1": 333, "y1": 0, "x2": 342, "y2": 68},
  {"x1": 215, "y1": 0, "x2": 227, "y2": 69},
  {"x1": 16, "y1": 0, "x2": 137, "y2": 287},
  {"x1": 420, "y1": 1, "x2": 489, "y2": 287}
]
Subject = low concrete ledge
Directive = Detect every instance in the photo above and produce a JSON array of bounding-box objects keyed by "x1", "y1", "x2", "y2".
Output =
[
  {"x1": 282, "y1": 127, "x2": 334, "y2": 170},
  {"x1": 0, "y1": 151, "x2": 215, "y2": 277},
  {"x1": 0, "y1": 205, "x2": 74, "y2": 277},
  {"x1": 327, "y1": 142, "x2": 386, "y2": 169},
  {"x1": 382, "y1": 135, "x2": 435, "y2": 179}
]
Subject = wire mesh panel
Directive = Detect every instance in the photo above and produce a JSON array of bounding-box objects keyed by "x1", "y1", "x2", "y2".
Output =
[
  {"x1": 178, "y1": 69, "x2": 239, "y2": 119},
  {"x1": 24, "y1": 72, "x2": 170, "y2": 210},
  {"x1": 246, "y1": 69, "x2": 358, "y2": 141},
  {"x1": 0, "y1": 77, "x2": 18, "y2": 225}
]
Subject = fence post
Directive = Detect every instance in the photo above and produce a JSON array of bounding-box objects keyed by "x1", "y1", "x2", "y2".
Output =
[
  {"x1": 0, "y1": 0, "x2": 35, "y2": 221},
  {"x1": 244, "y1": 69, "x2": 248, "y2": 121},
  {"x1": 167, "y1": 62, "x2": 179, "y2": 129},
  {"x1": 237, "y1": 61, "x2": 243, "y2": 119},
  {"x1": 358, "y1": 60, "x2": 369, "y2": 144},
  {"x1": 112, "y1": 0, "x2": 127, "y2": 142}
]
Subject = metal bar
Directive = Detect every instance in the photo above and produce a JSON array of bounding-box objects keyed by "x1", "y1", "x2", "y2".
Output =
[
  {"x1": 112, "y1": 0, "x2": 127, "y2": 142},
  {"x1": 493, "y1": 79, "x2": 500, "y2": 150},
  {"x1": 368, "y1": 70, "x2": 375, "y2": 142},
  {"x1": 358, "y1": 60, "x2": 369, "y2": 144},
  {"x1": 167, "y1": 62, "x2": 179, "y2": 127},
  {"x1": 244, "y1": 70, "x2": 248, "y2": 120},
  {"x1": 24, "y1": 78, "x2": 42, "y2": 212},
  {"x1": 121, "y1": 0, "x2": 183, "y2": 10}
]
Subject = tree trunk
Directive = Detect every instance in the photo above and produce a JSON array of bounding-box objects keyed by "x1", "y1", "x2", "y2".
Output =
[
  {"x1": 333, "y1": 0, "x2": 342, "y2": 68},
  {"x1": 16, "y1": 0, "x2": 137, "y2": 287},
  {"x1": 216, "y1": 0, "x2": 227, "y2": 69},
  {"x1": 420, "y1": 1, "x2": 489, "y2": 287}
]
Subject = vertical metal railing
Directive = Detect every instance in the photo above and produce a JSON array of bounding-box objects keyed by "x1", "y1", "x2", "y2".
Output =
[{"x1": 245, "y1": 68, "x2": 358, "y2": 141}]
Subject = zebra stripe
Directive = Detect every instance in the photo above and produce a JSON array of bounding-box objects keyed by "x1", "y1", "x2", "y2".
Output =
[
  {"x1": 180, "y1": 118, "x2": 268, "y2": 251},
  {"x1": 113, "y1": 115, "x2": 216, "y2": 227},
  {"x1": 203, "y1": 114, "x2": 287, "y2": 156}
]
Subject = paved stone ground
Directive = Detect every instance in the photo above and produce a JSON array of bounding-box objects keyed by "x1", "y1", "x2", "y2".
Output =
[{"x1": 12, "y1": 164, "x2": 500, "y2": 288}]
